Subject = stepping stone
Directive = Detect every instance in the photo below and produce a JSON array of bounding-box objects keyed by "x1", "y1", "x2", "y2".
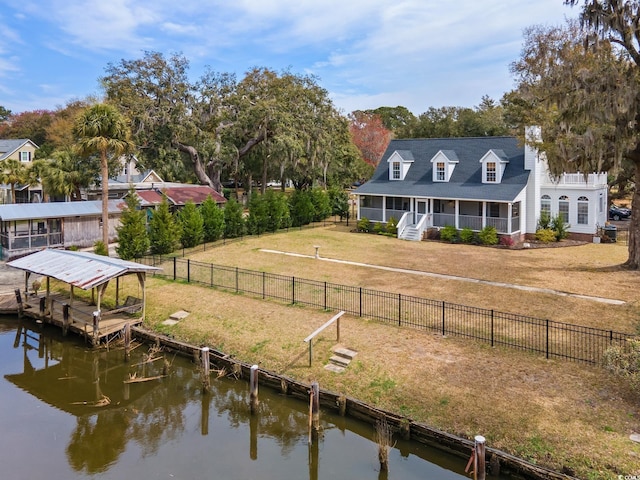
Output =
[
  {"x1": 333, "y1": 346, "x2": 357, "y2": 359},
  {"x1": 169, "y1": 310, "x2": 190, "y2": 320},
  {"x1": 631, "y1": 433, "x2": 640, "y2": 444},
  {"x1": 161, "y1": 319, "x2": 179, "y2": 326},
  {"x1": 324, "y1": 363, "x2": 345, "y2": 373},
  {"x1": 329, "y1": 355, "x2": 351, "y2": 367}
]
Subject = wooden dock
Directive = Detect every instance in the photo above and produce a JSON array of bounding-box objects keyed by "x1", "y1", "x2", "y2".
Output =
[{"x1": 0, "y1": 290, "x2": 142, "y2": 345}]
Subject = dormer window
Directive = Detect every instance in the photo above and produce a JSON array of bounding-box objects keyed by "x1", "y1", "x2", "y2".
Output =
[
  {"x1": 387, "y1": 150, "x2": 414, "y2": 181},
  {"x1": 480, "y1": 149, "x2": 509, "y2": 184},
  {"x1": 430, "y1": 150, "x2": 458, "y2": 182}
]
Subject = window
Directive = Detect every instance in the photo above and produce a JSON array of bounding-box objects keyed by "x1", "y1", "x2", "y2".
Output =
[
  {"x1": 19, "y1": 151, "x2": 31, "y2": 162},
  {"x1": 577, "y1": 196, "x2": 588, "y2": 225},
  {"x1": 392, "y1": 162, "x2": 401, "y2": 180},
  {"x1": 488, "y1": 203, "x2": 500, "y2": 218},
  {"x1": 385, "y1": 197, "x2": 409, "y2": 211},
  {"x1": 541, "y1": 195, "x2": 551, "y2": 214},
  {"x1": 436, "y1": 162, "x2": 445, "y2": 181},
  {"x1": 558, "y1": 195, "x2": 569, "y2": 223},
  {"x1": 486, "y1": 162, "x2": 496, "y2": 182}
]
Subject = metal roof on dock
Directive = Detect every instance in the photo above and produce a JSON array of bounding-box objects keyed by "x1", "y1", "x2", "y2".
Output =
[
  {"x1": 7, "y1": 249, "x2": 159, "y2": 290},
  {"x1": 0, "y1": 200, "x2": 125, "y2": 221}
]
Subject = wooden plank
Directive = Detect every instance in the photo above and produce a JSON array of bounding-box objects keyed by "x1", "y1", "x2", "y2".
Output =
[{"x1": 304, "y1": 311, "x2": 344, "y2": 342}]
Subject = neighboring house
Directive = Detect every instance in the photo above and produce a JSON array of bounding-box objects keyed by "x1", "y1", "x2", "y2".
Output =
[
  {"x1": 0, "y1": 200, "x2": 124, "y2": 260},
  {"x1": 353, "y1": 130, "x2": 608, "y2": 242},
  {"x1": 133, "y1": 185, "x2": 226, "y2": 212},
  {"x1": 0, "y1": 138, "x2": 42, "y2": 204}
]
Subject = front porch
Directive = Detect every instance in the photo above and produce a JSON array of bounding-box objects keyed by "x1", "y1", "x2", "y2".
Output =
[{"x1": 359, "y1": 195, "x2": 521, "y2": 240}]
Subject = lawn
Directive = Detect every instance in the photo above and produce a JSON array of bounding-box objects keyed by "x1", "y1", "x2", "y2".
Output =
[{"x1": 130, "y1": 225, "x2": 639, "y2": 479}]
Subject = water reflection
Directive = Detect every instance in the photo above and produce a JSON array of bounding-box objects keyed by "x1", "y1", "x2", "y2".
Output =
[{"x1": 1, "y1": 318, "x2": 482, "y2": 479}]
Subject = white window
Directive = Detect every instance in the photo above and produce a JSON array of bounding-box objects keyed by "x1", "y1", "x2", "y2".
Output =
[
  {"x1": 19, "y1": 151, "x2": 31, "y2": 162},
  {"x1": 541, "y1": 195, "x2": 551, "y2": 214},
  {"x1": 486, "y1": 162, "x2": 496, "y2": 182},
  {"x1": 558, "y1": 195, "x2": 569, "y2": 223},
  {"x1": 577, "y1": 196, "x2": 588, "y2": 225},
  {"x1": 392, "y1": 162, "x2": 400, "y2": 180},
  {"x1": 436, "y1": 162, "x2": 445, "y2": 181}
]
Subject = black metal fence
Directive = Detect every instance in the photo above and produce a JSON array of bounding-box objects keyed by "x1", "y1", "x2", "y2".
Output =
[{"x1": 140, "y1": 255, "x2": 634, "y2": 365}]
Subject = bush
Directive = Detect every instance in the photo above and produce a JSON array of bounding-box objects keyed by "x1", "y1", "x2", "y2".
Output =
[
  {"x1": 93, "y1": 240, "x2": 108, "y2": 256},
  {"x1": 535, "y1": 228, "x2": 557, "y2": 243},
  {"x1": 499, "y1": 236, "x2": 515, "y2": 247},
  {"x1": 289, "y1": 190, "x2": 315, "y2": 227},
  {"x1": 386, "y1": 217, "x2": 398, "y2": 236},
  {"x1": 178, "y1": 201, "x2": 204, "y2": 248},
  {"x1": 357, "y1": 217, "x2": 371, "y2": 233},
  {"x1": 224, "y1": 197, "x2": 246, "y2": 239},
  {"x1": 149, "y1": 198, "x2": 181, "y2": 255},
  {"x1": 551, "y1": 214, "x2": 569, "y2": 241},
  {"x1": 373, "y1": 222, "x2": 385, "y2": 234},
  {"x1": 459, "y1": 227, "x2": 475, "y2": 244},
  {"x1": 116, "y1": 189, "x2": 150, "y2": 259},
  {"x1": 537, "y1": 210, "x2": 551, "y2": 230},
  {"x1": 201, "y1": 195, "x2": 224, "y2": 242},
  {"x1": 603, "y1": 339, "x2": 640, "y2": 394},
  {"x1": 478, "y1": 225, "x2": 498, "y2": 245},
  {"x1": 440, "y1": 225, "x2": 458, "y2": 243}
]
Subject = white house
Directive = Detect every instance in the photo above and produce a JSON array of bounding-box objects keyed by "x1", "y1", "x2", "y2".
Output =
[{"x1": 353, "y1": 131, "x2": 608, "y2": 242}]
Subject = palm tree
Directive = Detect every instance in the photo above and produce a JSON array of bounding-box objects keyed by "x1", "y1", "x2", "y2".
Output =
[
  {"x1": 73, "y1": 104, "x2": 133, "y2": 252},
  {"x1": 32, "y1": 149, "x2": 97, "y2": 201},
  {"x1": 0, "y1": 159, "x2": 32, "y2": 203}
]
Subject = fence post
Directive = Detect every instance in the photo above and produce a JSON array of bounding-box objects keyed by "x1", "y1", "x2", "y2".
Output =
[
  {"x1": 442, "y1": 301, "x2": 446, "y2": 336},
  {"x1": 292, "y1": 277, "x2": 296, "y2": 304},
  {"x1": 263, "y1": 271, "x2": 266, "y2": 299},
  {"x1": 490, "y1": 310, "x2": 494, "y2": 347},
  {"x1": 609, "y1": 330, "x2": 613, "y2": 345},
  {"x1": 546, "y1": 319, "x2": 550, "y2": 359},
  {"x1": 173, "y1": 256, "x2": 177, "y2": 281},
  {"x1": 324, "y1": 282, "x2": 327, "y2": 310},
  {"x1": 187, "y1": 259, "x2": 191, "y2": 283},
  {"x1": 359, "y1": 287, "x2": 362, "y2": 317},
  {"x1": 210, "y1": 264, "x2": 213, "y2": 286},
  {"x1": 398, "y1": 293, "x2": 402, "y2": 326},
  {"x1": 235, "y1": 267, "x2": 239, "y2": 293}
]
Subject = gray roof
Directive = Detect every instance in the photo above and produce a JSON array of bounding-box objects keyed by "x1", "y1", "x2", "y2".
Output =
[
  {"x1": 7, "y1": 249, "x2": 159, "y2": 290},
  {"x1": 0, "y1": 139, "x2": 37, "y2": 160},
  {"x1": 0, "y1": 200, "x2": 124, "y2": 221},
  {"x1": 354, "y1": 136, "x2": 529, "y2": 202}
]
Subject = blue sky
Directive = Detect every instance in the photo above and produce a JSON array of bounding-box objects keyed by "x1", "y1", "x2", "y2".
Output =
[{"x1": 1, "y1": 1, "x2": 574, "y2": 116}]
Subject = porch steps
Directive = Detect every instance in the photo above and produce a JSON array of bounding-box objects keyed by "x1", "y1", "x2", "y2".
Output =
[
  {"x1": 399, "y1": 224, "x2": 422, "y2": 241},
  {"x1": 324, "y1": 346, "x2": 358, "y2": 372}
]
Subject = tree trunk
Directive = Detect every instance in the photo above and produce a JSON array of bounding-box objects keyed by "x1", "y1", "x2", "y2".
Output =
[
  {"x1": 623, "y1": 158, "x2": 640, "y2": 269},
  {"x1": 101, "y1": 151, "x2": 110, "y2": 254},
  {"x1": 176, "y1": 142, "x2": 213, "y2": 188}
]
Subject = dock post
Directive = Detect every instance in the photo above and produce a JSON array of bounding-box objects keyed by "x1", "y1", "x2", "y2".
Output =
[
  {"x1": 92, "y1": 311, "x2": 100, "y2": 345},
  {"x1": 309, "y1": 382, "x2": 320, "y2": 443},
  {"x1": 250, "y1": 364, "x2": 259, "y2": 414},
  {"x1": 124, "y1": 323, "x2": 131, "y2": 362},
  {"x1": 201, "y1": 347, "x2": 210, "y2": 393},
  {"x1": 475, "y1": 435, "x2": 486, "y2": 480},
  {"x1": 62, "y1": 304, "x2": 70, "y2": 336},
  {"x1": 14, "y1": 289, "x2": 23, "y2": 318},
  {"x1": 39, "y1": 297, "x2": 46, "y2": 321}
]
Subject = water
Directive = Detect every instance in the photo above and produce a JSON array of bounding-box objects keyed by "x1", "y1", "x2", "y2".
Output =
[{"x1": 0, "y1": 316, "x2": 488, "y2": 480}]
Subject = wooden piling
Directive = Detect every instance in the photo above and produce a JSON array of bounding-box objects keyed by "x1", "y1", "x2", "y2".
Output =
[
  {"x1": 475, "y1": 435, "x2": 486, "y2": 480},
  {"x1": 14, "y1": 289, "x2": 23, "y2": 318},
  {"x1": 250, "y1": 414, "x2": 258, "y2": 460},
  {"x1": 92, "y1": 311, "x2": 100, "y2": 345},
  {"x1": 123, "y1": 323, "x2": 131, "y2": 362},
  {"x1": 311, "y1": 382, "x2": 320, "y2": 440},
  {"x1": 250, "y1": 364, "x2": 259, "y2": 414},
  {"x1": 201, "y1": 347, "x2": 210, "y2": 393},
  {"x1": 62, "y1": 303, "x2": 70, "y2": 336},
  {"x1": 39, "y1": 297, "x2": 46, "y2": 321}
]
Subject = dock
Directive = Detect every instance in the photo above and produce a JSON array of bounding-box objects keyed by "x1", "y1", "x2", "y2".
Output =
[{"x1": 0, "y1": 289, "x2": 143, "y2": 344}]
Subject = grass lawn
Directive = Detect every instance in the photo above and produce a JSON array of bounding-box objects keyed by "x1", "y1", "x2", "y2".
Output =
[{"x1": 123, "y1": 224, "x2": 639, "y2": 479}]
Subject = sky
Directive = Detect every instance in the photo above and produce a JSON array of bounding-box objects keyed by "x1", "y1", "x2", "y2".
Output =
[{"x1": 0, "y1": 0, "x2": 576, "y2": 116}]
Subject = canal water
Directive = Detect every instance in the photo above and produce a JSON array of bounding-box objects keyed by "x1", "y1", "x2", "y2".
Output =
[{"x1": 0, "y1": 316, "x2": 495, "y2": 480}]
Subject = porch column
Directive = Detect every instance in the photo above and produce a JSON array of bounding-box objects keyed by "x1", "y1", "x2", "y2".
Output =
[
  {"x1": 382, "y1": 196, "x2": 387, "y2": 223},
  {"x1": 507, "y1": 203, "x2": 513, "y2": 234},
  {"x1": 482, "y1": 201, "x2": 487, "y2": 229},
  {"x1": 455, "y1": 200, "x2": 459, "y2": 229}
]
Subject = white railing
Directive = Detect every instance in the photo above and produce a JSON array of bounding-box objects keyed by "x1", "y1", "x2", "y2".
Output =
[
  {"x1": 414, "y1": 212, "x2": 430, "y2": 239},
  {"x1": 396, "y1": 212, "x2": 411, "y2": 238},
  {"x1": 543, "y1": 172, "x2": 607, "y2": 187}
]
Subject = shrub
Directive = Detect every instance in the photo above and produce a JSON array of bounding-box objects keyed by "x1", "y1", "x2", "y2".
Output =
[
  {"x1": 224, "y1": 197, "x2": 246, "y2": 238},
  {"x1": 478, "y1": 225, "x2": 498, "y2": 245},
  {"x1": 603, "y1": 339, "x2": 640, "y2": 394},
  {"x1": 328, "y1": 186, "x2": 349, "y2": 220},
  {"x1": 551, "y1": 214, "x2": 569, "y2": 241},
  {"x1": 289, "y1": 190, "x2": 314, "y2": 227},
  {"x1": 535, "y1": 228, "x2": 557, "y2": 243},
  {"x1": 459, "y1": 227, "x2": 475, "y2": 244},
  {"x1": 149, "y1": 198, "x2": 181, "y2": 255},
  {"x1": 116, "y1": 189, "x2": 150, "y2": 259},
  {"x1": 357, "y1": 217, "x2": 371, "y2": 233},
  {"x1": 499, "y1": 236, "x2": 515, "y2": 247},
  {"x1": 373, "y1": 222, "x2": 385, "y2": 234},
  {"x1": 310, "y1": 188, "x2": 332, "y2": 222},
  {"x1": 386, "y1": 217, "x2": 398, "y2": 236},
  {"x1": 93, "y1": 240, "x2": 108, "y2": 256},
  {"x1": 537, "y1": 210, "x2": 551, "y2": 230},
  {"x1": 440, "y1": 225, "x2": 458, "y2": 243},
  {"x1": 178, "y1": 201, "x2": 204, "y2": 248},
  {"x1": 200, "y1": 195, "x2": 224, "y2": 242}
]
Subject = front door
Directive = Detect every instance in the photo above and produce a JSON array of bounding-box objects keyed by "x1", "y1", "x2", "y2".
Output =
[{"x1": 416, "y1": 200, "x2": 428, "y2": 224}]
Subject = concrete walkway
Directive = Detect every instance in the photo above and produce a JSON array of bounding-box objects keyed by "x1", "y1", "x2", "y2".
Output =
[{"x1": 260, "y1": 249, "x2": 625, "y2": 305}]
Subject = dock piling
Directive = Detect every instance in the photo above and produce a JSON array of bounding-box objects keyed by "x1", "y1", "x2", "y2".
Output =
[{"x1": 250, "y1": 364, "x2": 259, "y2": 414}]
